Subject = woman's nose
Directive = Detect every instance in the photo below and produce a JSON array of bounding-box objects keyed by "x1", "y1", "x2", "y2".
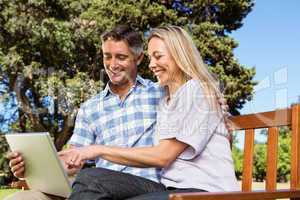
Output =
[{"x1": 148, "y1": 59, "x2": 156, "y2": 71}]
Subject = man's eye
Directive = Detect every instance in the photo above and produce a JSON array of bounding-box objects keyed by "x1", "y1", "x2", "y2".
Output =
[
  {"x1": 103, "y1": 55, "x2": 111, "y2": 60},
  {"x1": 118, "y1": 55, "x2": 127, "y2": 60}
]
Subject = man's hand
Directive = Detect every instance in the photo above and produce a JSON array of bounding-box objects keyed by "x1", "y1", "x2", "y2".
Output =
[
  {"x1": 7, "y1": 151, "x2": 25, "y2": 179},
  {"x1": 58, "y1": 146, "x2": 97, "y2": 175},
  {"x1": 59, "y1": 155, "x2": 83, "y2": 176}
]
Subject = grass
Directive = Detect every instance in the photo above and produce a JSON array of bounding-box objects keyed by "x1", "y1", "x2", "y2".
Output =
[
  {"x1": 0, "y1": 189, "x2": 20, "y2": 199},
  {"x1": 238, "y1": 181, "x2": 290, "y2": 190},
  {"x1": 0, "y1": 182, "x2": 291, "y2": 200},
  {"x1": 239, "y1": 181, "x2": 290, "y2": 200}
]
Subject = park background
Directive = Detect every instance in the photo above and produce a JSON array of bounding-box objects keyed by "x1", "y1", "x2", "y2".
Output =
[{"x1": 0, "y1": 0, "x2": 299, "y2": 198}]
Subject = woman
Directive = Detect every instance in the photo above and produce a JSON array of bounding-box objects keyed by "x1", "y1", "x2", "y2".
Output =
[{"x1": 62, "y1": 25, "x2": 238, "y2": 200}]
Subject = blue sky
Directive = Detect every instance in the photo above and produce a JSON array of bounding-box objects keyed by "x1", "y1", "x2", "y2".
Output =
[
  {"x1": 230, "y1": 0, "x2": 300, "y2": 147},
  {"x1": 231, "y1": 0, "x2": 300, "y2": 115}
]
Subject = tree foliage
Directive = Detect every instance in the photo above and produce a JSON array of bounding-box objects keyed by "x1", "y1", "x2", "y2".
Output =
[
  {"x1": 253, "y1": 143, "x2": 267, "y2": 182},
  {"x1": 0, "y1": 135, "x2": 14, "y2": 186},
  {"x1": 0, "y1": 0, "x2": 102, "y2": 150},
  {"x1": 232, "y1": 144, "x2": 243, "y2": 180},
  {"x1": 276, "y1": 128, "x2": 291, "y2": 182},
  {"x1": 1, "y1": 0, "x2": 256, "y2": 151}
]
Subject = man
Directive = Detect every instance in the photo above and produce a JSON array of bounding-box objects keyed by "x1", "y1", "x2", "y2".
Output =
[{"x1": 6, "y1": 25, "x2": 165, "y2": 200}]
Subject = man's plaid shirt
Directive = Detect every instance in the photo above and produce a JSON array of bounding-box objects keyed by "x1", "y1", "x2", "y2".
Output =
[{"x1": 69, "y1": 75, "x2": 165, "y2": 182}]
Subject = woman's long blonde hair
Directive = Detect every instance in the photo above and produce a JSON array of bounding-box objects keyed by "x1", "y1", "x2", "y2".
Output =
[{"x1": 148, "y1": 25, "x2": 224, "y2": 115}]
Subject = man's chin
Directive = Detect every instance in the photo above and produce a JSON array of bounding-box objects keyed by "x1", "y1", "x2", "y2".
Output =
[{"x1": 109, "y1": 78, "x2": 126, "y2": 86}]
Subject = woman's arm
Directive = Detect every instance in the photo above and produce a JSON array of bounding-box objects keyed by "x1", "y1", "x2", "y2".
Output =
[
  {"x1": 100, "y1": 139, "x2": 188, "y2": 168},
  {"x1": 59, "y1": 139, "x2": 188, "y2": 168}
]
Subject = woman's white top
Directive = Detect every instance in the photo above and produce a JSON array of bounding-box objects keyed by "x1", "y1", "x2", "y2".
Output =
[{"x1": 155, "y1": 79, "x2": 239, "y2": 192}]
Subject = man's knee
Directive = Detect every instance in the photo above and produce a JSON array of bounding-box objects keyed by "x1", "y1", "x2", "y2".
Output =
[
  {"x1": 73, "y1": 168, "x2": 108, "y2": 191},
  {"x1": 76, "y1": 168, "x2": 95, "y2": 180},
  {"x1": 75, "y1": 167, "x2": 116, "y2": 183},
  {"x1": 4, "y1": 190, "x2": 62, "y2": 200},
  {"x1": 71, "y1": 168, "x2": 122, "y2": 200}
]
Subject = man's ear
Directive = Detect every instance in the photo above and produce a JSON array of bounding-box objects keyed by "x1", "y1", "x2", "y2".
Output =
[{"x1": 136, "y1": 53, "x2": 144, "y2": 66}]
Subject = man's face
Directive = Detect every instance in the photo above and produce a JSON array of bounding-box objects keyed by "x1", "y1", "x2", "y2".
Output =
[{"x1": 102, "y1": 39, "x2": 139, "y2": 87}]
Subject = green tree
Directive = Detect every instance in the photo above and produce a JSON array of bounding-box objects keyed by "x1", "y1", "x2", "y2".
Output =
[
  {"x1": 0, "y1": 0, "x2": 102, "y2": 150},
  {"x1": 0, "y1": 135, "x2": 14, "y2": 186},
  {"x1": 277, "y1": 127, "x2": 291, "y2": 182},
  {"x1": 232, "y1": 144, "x2": 243, "y2": 180},
  {"x1": 0, "y1": 0, "x2": 256, "y2": 151},
  {"x1": 253, "y1": 142, "x2": 266, "y2": 182}
]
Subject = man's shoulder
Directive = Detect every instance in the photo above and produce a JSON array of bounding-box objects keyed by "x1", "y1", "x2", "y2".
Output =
[
  {"x1": 137, "y1": 76, "x2": 164, "y2": 94},
  {"x1": 80, "y1": 92, "x2": 104, "y2": 110}
]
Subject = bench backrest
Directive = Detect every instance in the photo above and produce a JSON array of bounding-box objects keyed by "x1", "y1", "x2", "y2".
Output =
[{"x1": 229, "y1": 103, "x2": 300, "y2": 192}]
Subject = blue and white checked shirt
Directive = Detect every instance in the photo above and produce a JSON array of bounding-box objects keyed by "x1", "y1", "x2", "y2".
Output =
[{"x1": 69, "y1": 75, "x2": 165, "y2": 182}]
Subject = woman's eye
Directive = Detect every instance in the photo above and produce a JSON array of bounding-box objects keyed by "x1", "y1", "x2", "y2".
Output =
[{"x1": 155, "y1": 55, "x2": 162, "y2": 59}]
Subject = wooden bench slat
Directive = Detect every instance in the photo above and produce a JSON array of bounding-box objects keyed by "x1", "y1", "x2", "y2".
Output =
[
  {"x1": 242, "y1": 129, "x2": 255, "y2": 192},
  {"x1": 169, "y1": 189, "x2": 300, "y2": 200},
  {"x1": 230, "y1": 108, "x2": 291, "y2": 131},
  {"x1": 291, "y1": 104, "x2": 300, "y2": 189},
  {"x1": 266, "y1": 127, "x2": 279, "y2": 191}
]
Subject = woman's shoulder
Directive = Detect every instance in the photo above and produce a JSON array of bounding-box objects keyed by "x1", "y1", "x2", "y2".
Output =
[
  {"x1": 181, "y1": 79, "x2": 202, "y2": 94},
  {"x1": 174, "y1": 79, "x2": 203, "y2": 103}
]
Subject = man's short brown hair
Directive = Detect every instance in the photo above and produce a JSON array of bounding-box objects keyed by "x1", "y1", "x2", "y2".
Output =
[{"x1": 101, "y1": 25, "x2": 143, "y2": 56}]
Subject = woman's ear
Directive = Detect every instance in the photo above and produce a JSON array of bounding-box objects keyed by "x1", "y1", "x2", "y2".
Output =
[{"x1": 136, "y1": 53, "x2": 144, "y2": 65}]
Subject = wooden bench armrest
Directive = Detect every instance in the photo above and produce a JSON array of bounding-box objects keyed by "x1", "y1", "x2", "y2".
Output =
[{"x1": 169, "y1": 189, "x2": 300, "y2": 200}]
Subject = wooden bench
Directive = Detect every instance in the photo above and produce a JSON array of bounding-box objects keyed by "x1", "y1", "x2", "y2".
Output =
[{"x1": 170, "y1": 103, "x2": 300, "y2": 200}]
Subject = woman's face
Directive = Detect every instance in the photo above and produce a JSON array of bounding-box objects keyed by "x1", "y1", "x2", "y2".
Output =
[{"x1": 148, "y1": 37, "x2": 183, "y2": 87}]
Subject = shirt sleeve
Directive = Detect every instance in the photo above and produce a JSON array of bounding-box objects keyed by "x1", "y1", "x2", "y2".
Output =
[
  {"x1": 68, "y1": 105, "x2": 95, "y2": 147},
  {"x1": 156, "y1": 80, "x2": 224, "y2": 160}
]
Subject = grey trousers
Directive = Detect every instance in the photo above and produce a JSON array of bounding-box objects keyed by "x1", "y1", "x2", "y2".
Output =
[
  {"x1": 69, "y1": 167, "x2": 165, "y2": 200},
  {"x1": 69, "y1": 167, "x2": 206, "y2": 200}
]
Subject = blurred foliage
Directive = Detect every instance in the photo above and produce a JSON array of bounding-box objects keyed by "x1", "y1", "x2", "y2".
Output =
[
  {"x1": 0, "y1": 135, "x2": 14, "y2": 186},
  {"x1": 253, "y1": 143, "x2": 267, "y2": 182},
  {"x1": 232, "y1": 144, "x2": 243, "y2": 180},
  {"x1": 276, "y1": 127, "x2": 291, "y2": 182}
]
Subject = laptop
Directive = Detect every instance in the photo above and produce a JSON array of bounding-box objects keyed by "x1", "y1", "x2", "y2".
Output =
[{"x1": 5, "y1": 132, "x2": 72, "y2": 198}]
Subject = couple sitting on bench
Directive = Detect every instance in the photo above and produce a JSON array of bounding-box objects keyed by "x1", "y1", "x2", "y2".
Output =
[{"x1": 7, "y1": 25, "x2": 238, "y2": 200}]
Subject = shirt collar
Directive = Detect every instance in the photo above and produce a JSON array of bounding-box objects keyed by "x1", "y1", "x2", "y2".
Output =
[
  {"x1": 136, "y1": 75, "x2": 148, "y2": 87},
  {"x1": 102, "y1": 75, "x2": 147, "y2": 98}
]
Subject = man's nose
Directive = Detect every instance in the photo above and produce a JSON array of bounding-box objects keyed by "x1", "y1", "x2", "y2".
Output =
[{"x1": 108, "y1": 57, "x2": 119, "y2": 70}]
